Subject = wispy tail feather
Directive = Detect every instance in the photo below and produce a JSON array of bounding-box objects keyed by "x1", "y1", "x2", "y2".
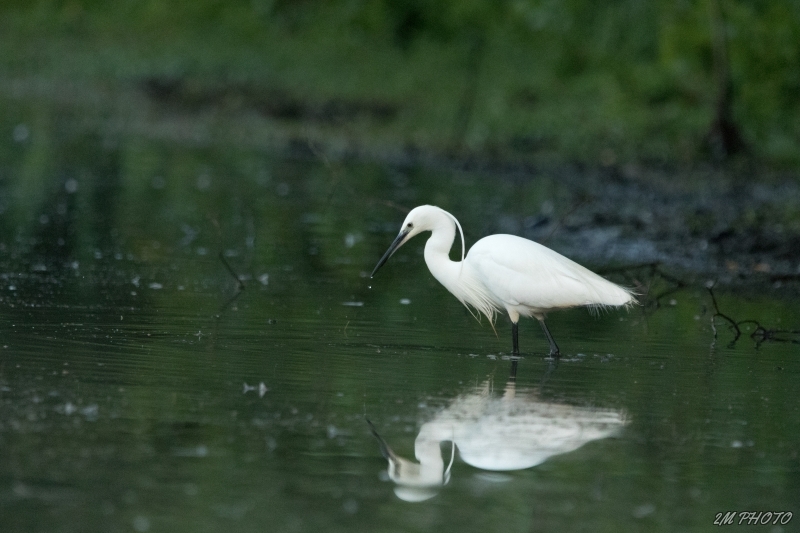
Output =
[{"x1": 586, "y1": 283, "x2": 637, "y2": 315}]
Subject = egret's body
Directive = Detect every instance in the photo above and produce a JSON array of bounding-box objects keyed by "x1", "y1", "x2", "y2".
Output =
[{"x1": 372, "y1": 205, "x2": 634, "y2": 355}]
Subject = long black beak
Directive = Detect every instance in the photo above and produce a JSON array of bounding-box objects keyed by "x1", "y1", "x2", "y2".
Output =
[
  {"x1": 371, "y1": 228, "x2": 410, "y2": 277},
  {"x1": 365, "y1": 417, "x2": 398, "y2": 462}
]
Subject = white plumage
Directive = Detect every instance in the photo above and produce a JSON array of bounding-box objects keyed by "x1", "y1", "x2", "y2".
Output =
[{"x1": 371, "y1": 205, "x2": 635, "y2": 355}]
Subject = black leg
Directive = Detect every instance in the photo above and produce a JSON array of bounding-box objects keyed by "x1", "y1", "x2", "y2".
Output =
[
  {"x1": 539, "y1": 319, "x2": 560, "y2": 357},
  {"x1": 511, "y1": 321, "x2": 519, "y2": 355}
]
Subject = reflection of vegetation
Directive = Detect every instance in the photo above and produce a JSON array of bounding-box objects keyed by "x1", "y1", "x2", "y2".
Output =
[{"x1": 1, "y1": 0, "x2": 798, "y2": 166}]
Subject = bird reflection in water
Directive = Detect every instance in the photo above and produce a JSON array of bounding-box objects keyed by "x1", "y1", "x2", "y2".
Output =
[{"x1": 367, "y1": 362, "x2": 627, "y2": 502}]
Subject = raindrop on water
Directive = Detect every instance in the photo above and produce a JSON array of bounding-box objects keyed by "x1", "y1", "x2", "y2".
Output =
[
  {"x1": 342, "y1": 499, "x2": 358, "y2": 515},
  {"x1": 133, "y1": 515, "x2": 150, "y2": 532},
  {"x1": 13, "y1": 124, "x2": 29, "y2": 142},
  {"x1": 632, "y1": 504, "x2": 656, "y2": 518},
  {"x1": 196, "y1": 173, "x2": 211, "y2": 190}
]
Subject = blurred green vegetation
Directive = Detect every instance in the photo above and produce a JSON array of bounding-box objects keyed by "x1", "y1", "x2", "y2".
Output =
[{"x1": 1, "y1": 0, "x2": 798, "y2": 168}]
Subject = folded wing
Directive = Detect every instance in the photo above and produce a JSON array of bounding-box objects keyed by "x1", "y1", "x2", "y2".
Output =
[{"x1": 466, "y1": 235, "x2": 633, "y2": 313}]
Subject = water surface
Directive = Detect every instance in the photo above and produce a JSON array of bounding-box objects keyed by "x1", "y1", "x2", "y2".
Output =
[{"x1": 0, "y1": 124, "x2": 798, "y2": 533}]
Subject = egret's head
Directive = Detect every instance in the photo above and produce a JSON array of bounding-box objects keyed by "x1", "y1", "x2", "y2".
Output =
[
  {"x1": 371, "y1": 205, "x2": 442, "y2": 277},
  {"x1": 365, "y1": 416, "x2": 449, "y2": 503}
]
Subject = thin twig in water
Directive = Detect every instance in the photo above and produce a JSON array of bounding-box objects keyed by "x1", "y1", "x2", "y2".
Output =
[
  {"x1": 216, "y1": 252, "x2": 246, "y2": 315},
  {"x1": 707, "y1": 285, "x2": 800, "y2": 346},
  {"x1": 219, "y1": 252, "x2": 245, "y2": 292},
  {"x1": 707, "y1": 285, "x2": 741, "y2": 342},
  {"x1": 217, "y1": 290, "x2": 244, "y2": 316}
]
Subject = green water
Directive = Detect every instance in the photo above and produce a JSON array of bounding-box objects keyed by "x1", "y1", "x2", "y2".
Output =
[{"x1": 1, "y1": 122, "x2": 798, "y2": 532}]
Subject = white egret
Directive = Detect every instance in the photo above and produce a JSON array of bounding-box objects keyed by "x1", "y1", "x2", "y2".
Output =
[{"x1": 371, "y1": 205, "x2": 635, "y2": 355}]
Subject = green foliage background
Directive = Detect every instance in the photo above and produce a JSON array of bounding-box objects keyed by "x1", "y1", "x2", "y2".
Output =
[{"x1": 1, "y1": 0, "x2": 798, "y2": 167}]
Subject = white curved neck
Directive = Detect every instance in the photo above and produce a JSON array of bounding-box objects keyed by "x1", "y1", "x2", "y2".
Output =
[
  {"x1": 414, "y1": 437, "x2": 445, "y2": 475},
  {"x1": 423, "y1": 215, "x2": 462, "y2": 294}
]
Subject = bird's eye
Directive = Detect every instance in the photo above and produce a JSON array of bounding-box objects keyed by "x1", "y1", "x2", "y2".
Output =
[{"x1": 406, "y1": 223, "x2": 413, "y2": 228}]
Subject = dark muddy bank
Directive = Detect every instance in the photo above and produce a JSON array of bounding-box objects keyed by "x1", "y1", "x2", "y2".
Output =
[{"x1": 491, "y1": 165, "x2": 800, "y2": 285}]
